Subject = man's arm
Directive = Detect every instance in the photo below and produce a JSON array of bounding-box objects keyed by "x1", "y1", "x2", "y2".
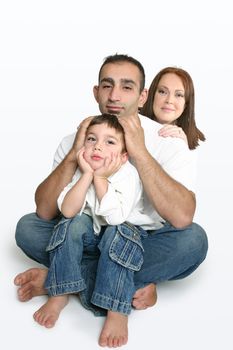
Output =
[
  {"x1": 35, "y1": 116, "x2": 93, "y2": 220},
  {"x1": 35, "y1": 150, "x2": 77, "y2": 220},
  {"x1": 118, "y1": 114, "x2": 195, "y2": 228},
  {"x1": 133, "y1": 151, "x2": 196, "y2": 228}
]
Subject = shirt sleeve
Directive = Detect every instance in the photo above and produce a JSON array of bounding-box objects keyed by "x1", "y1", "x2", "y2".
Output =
[
  {"x1": 94, "y1": 163, "x2": 142, "y2": 225},
  {"x1": 159, "y1": 138, "x2": 197, "y2": 193},
  {"x1": 52, "y1": 133, "x2": 76, "y2": 170},
  {"x1": 57, "y1": 170, "x2": 86, "y2": 214}
]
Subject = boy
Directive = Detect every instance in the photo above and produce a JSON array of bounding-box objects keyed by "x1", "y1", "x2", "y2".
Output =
[{"x1": 34, "y1": 114, "x2": 159, "y2": 347}]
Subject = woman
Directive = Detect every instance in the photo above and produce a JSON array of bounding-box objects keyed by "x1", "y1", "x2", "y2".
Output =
[{"x1": 141, "y1": 67, "x2": 205, "y2": 149}]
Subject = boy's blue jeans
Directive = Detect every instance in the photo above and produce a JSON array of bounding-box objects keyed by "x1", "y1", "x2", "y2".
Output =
[
  {"x1": 44, "y1": 214, "x2": 147, "y2": 315},
  {"x1": 15, "y1": 213, "x2": 208, "y2": 316}
]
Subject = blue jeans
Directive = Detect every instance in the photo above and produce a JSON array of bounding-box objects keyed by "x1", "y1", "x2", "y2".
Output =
[
  {"x1": 44, "y1": 214, "x2": 147, "y2": 315},
  {"x1": 15, "y1": 213, "x2": 208, "y2": 316}
]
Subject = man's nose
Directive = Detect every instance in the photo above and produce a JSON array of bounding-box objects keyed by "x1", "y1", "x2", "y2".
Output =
[{"x1": 108, "y1": 86, "x2": 121, "y2": 101}]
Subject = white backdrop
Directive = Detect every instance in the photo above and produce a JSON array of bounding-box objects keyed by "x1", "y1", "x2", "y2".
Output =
[{"x1": 1, "y1": 1, "x2": 232, "y2": 349}]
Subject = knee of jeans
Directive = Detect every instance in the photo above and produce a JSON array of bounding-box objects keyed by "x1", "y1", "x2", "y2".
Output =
[
  {"x1": 15, "y1": 213, "x2": 36, "y2": 248},
  {"x1": 69, "y1": 214, "x2": 94, "y2": 242},
  {"x1": 98, "y1": 226, "x2": 117, "y2": 251},
  {"x1": 190, "y1": 223, "x2": 208, "y2": 261}
]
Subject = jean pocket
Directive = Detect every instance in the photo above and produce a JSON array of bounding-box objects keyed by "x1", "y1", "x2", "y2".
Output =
[
  {"x1": 46, "y1": 217, "x2": 71, "y2": 252},
  {"x1": 109, "y1": 223, "x2": 144, "y2": 271}
]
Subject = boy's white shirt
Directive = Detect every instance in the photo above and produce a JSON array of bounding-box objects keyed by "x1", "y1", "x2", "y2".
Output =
[
  {"x1": 57, "y1": 161, "x2": 164, "y2": 234},
  {"x1": 54, "y1": 115, "x2": 197, "y2": 233}
]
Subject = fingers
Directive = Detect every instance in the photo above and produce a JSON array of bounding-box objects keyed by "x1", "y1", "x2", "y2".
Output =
[
  {"x1": 158, "y1": 125, "x2": 187, "y2": 142},
  {"x1": 94, "y1": 153, "x2": 122, "y2": 178},
  {"x1": 118, "y1": 113, "x2": 141, "y2": 131},
  {"x1": 77, "y1": 116, "x2": 94, "y2": 130},
  {"x1": 72, "y1": 116, "x2": 94, "y2": 154}
]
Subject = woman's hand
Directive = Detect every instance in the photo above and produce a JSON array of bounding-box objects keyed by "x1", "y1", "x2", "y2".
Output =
[{"x1": 158, "y1": 124, "x2": 188, "y2": 144}]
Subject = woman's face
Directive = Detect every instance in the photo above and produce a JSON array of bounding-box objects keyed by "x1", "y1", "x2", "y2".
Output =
[{"x1": 153, "y1": 73, "x2": 186, "y2": 124}]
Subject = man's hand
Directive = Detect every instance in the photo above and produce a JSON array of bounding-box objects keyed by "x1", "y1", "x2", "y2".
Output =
[
  {"x1": 69, "y1": 116, "x2": 94, "y2": 161},
  {"x1": 118, "y1": 113, "x2": 147, "y2": 159}
]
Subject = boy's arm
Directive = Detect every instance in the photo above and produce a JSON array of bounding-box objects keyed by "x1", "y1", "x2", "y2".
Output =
[
  {"x1": 60, "y1": 172, "x2": 93, "y2": 218},
  {"x1": 60, "y1": 146, "x2": 94, "y2": 218}
]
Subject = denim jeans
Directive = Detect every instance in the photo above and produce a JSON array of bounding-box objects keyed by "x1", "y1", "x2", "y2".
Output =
[
  {"x1": 15, "y1": 212, "x2": 208, "y2": 316},
  {"x1": 44, "y1": 214, "x2": 147, "y2": 315}
]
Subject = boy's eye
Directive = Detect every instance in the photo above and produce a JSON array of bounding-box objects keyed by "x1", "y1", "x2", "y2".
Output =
[
  {"x1": 107, "y1": 140, "x2": 115, "y2": 145},
  {"x1": 87, "y1": 136, "x2": 96, "y2": 142}
]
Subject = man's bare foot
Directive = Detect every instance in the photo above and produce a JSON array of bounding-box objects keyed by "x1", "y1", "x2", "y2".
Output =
[
  {"x1": 14, "y1": 268, "x2": 48, "y2": 302},
  {"x1": 33, "y1": 295, "x2": 69, "y2": 328},
  {"x1": 132, "y1": 283, "x2": 157, "y2": 310},
  {"x1": 99, "y1": 311, "x2": 128, "y2": 347}
]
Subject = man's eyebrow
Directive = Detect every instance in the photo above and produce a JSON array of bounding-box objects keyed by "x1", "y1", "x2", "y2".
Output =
[
  {"x1": 100, "y1": 78, "x2": 137, "y2": 86},
  {"x1": 100, "y1": 77, "x2": 114, "y2": 84},
  {"x1": 121, "y1": 79, "x2": 136, "y2": 86}
]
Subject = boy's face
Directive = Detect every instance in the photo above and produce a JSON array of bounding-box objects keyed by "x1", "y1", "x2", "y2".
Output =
[
  {"x1": 83, "y1": 123, "x2": 127, "y2": 170},
  {"x1": 93, "y1": 62, "x2": 147, "y2": 118}
]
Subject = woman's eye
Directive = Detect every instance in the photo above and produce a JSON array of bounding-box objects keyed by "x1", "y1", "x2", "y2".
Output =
[{"x1": 158, "y1": 89, "x2": 166, "y2": 95}]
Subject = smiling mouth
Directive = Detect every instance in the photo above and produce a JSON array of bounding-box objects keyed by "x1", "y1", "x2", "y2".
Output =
[{"x1": 162, "y1": 107, "x2": 175, "y2": 112}]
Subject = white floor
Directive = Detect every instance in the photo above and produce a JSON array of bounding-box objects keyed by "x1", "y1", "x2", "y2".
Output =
[{"x1": 1, "y1": 191, "x2": 232, "y2": 350}]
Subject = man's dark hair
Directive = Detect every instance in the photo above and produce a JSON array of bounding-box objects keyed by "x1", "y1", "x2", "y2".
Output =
[{"x1": 98, "y1": 54, "x2": 145, "y2": 93}]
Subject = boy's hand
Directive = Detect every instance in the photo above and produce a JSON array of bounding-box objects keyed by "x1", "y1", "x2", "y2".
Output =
[
  {"x1": 77, "y1": 147, "x2": 94, "y2": 175},
  {"x1": 94, "y1": 153, "x2": 123, "y2": 179}
]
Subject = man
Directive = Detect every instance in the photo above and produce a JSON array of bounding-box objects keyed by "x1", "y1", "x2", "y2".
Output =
[{"x1": 14, "y1": 54, "x2": 208, "y2": 343}]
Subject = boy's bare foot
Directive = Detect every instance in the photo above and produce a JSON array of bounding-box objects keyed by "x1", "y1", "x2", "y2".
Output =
[
  {"x1": 33, "y1": 295, "x2": 69, "y2": 328},
  {"x1": 132, "y1": 283, "x2": 157, "y2": 310},
  {"x1": 99, "y1": 311, "x2": 128, "y2": 348},
  {"x1": 14, "y1": 268, "x2": 48, "y2": 301}
]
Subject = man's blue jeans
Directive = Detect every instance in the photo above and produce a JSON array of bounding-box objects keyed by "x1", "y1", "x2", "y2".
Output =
[
  {"x1": 15, "y1": 213, "x2": 208, "y2": 316},
  {"x1": 44, "y1": 214, "x2": 147, "y2": 316}
]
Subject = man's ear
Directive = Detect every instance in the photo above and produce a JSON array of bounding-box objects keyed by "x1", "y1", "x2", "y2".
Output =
[
  {"x1": 121, "y1": 152, "x2": 128, "y2": 164},
  {"x1": 138, "y1": 88, "x2": 148, "y2": 108},
  {"x1": 93, "y1": 85, "x2": 99, "y2": 103}
]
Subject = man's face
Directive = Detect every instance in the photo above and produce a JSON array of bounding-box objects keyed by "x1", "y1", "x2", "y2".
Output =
[{"x1": 93, "y1": 62, "x2": 147, "y2": 118}]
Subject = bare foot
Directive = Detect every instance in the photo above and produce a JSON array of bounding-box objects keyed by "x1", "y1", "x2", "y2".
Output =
[
  {"x1": 132, "y1": 283, "x2": 157, "y2": 310},
  {"x1": 33, "y1": 295, "x2": 69, "y2": 328},
  {"x1": 14, "y1": 268, "x2": 48, "y2": 301},
  {"x1": 99, "y1": 311, "x2": 128, "y2": 348}
]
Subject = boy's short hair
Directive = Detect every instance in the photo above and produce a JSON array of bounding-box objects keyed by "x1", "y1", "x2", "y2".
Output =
[{"x1": 87, "y1": 114, "x2": 126, "y2": 152}]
